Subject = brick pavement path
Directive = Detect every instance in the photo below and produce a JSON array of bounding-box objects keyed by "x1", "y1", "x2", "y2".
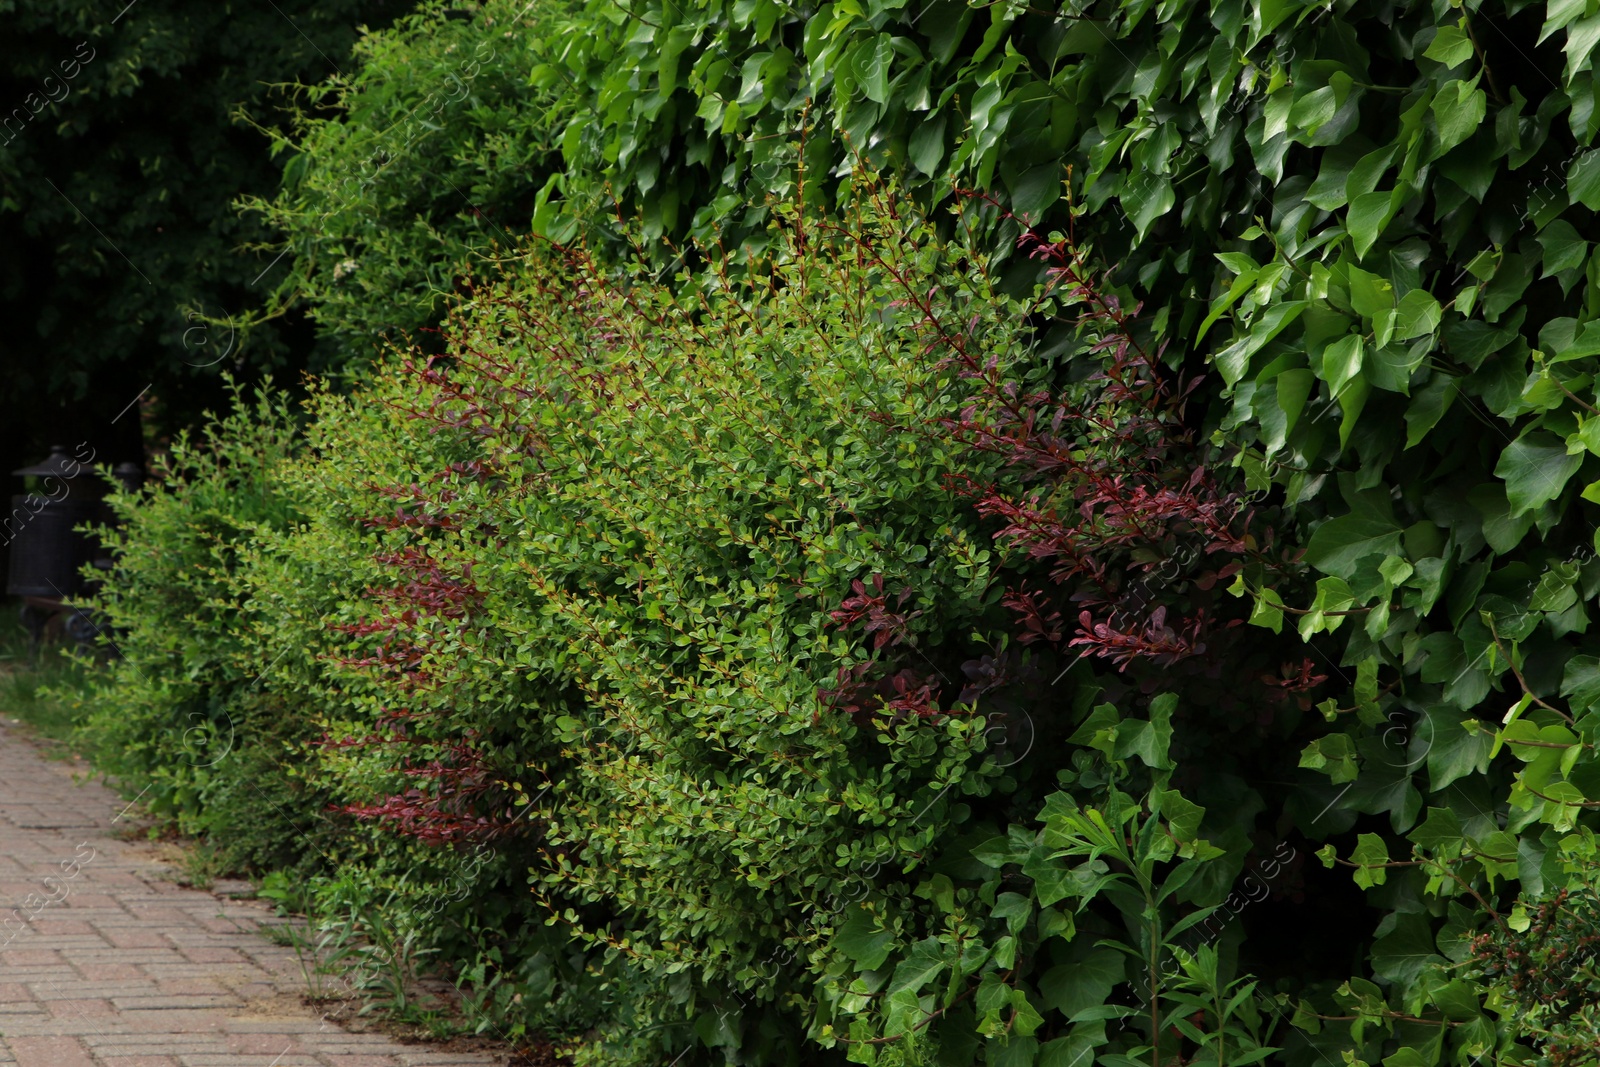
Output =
[{"x1": 0, "y1": 720, "x2": 504, "y2": 1067}]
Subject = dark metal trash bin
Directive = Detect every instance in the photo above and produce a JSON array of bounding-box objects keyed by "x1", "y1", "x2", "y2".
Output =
[
  {"x1": 4, "y1": 445, "x2": 139, "y2": 654},
  {"x1": 5, "y1": 496, "x2": 100, "y2": 598},
  {"x1": 4, "y1": 444, "x2": 104, "y2": 599}
]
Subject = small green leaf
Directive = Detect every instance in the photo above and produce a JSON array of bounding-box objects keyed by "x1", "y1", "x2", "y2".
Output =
[
  {"x1": 1539, "y1": 219, "x2": 1589, "y2": 277},
  {"x1": 1432, "y1": 78, "x2": 1487, "y2": 156},
  {"x1": 832, "y1": 910, "x2": 895, "y2": 970},
  {"x1": 1249, "y1": 586, "x2": 1286, "y2": 633},
  {"x1": 1303, "y1": 513, "x2": 1405, "y2": 579},
  {"x1": 1495, "y1": 432, "x2": 1584, "y2": 514},
  {"x1": 1348, "y1": 190, "x2": 1397, "y2": 259},
  {"x1": 1350, "y1": 833, "x2": 1390, "y2": 888},
  {"x1": 1289, "y1": 85, "x2": 1339, "y2": 134},
  {"x1": 1291, "y1": 997, "x2": 1323, "y2": 1032},
  {"x1": 1424, "y1": 24, "x2": 1475, "y2": 67},
  {"x1": 1323, "y1": 334, "x2": 1365, "y2": 396},
  {"x1": 908, "y1": 111, "x2": 947, "y2": 176},
  {"x1": 1348, "y1": 266, "x2": 1394, "y2": 318},
  {"x1": 1570, "y1": 148, "x2": 1600, "y2": 210},
  {"x1": 1300, "y1": 732, "x2": 1359, "y2": 782}
]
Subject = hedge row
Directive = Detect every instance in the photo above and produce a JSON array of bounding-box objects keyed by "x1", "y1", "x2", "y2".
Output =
[{"x1": 71, "y1": 0, "x2": 1600, "y2": 1065}]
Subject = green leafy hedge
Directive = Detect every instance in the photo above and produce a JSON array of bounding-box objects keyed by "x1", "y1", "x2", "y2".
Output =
[
  {"x1": 81, "y1": 0, "x2": 1600, "y2": 1065},
  {"x1": 74, "y1": 385, "x2": 331, "y2": 875}
]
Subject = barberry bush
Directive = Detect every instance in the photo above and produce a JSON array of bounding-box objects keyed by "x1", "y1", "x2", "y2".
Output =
[
  {"x1": 70, "y1": 0, "x2": 1600, "y2": 1062},
  {"x1": 287, "y1": 185, "x2": 1043, "y2": 1061},
  {"x1": 78, "y1": 177, "x2": 1327, "y2": 1063}
]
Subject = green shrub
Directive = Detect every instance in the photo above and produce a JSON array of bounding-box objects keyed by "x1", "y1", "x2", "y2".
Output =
[
  {"x1": 246, "y1": 183, "x2": 1294, "y2": 1064},
  {"x1": 243, "y1": 0, "x2": 558, "y2": 358},
  {"x1": 73, "y1": 384, "x2": 335, "y2": 875},
  {"x1": 86, "y1": 0, "x2": 1600, "y2": 1063},
  {"x1": 275, "y1": 186, "x2": 1018, "y2": 1059}
]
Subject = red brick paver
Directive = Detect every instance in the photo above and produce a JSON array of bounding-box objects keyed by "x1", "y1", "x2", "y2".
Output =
[{"x1": 0, "y1": 721, "x2": 500, "y2": 1066}]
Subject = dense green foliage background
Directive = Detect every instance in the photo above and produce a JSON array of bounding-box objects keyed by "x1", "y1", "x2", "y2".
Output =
[
  {"x1": 42, "y1": 0, "x2": 1600, "y2": 1065},
  {"x1": 0, "y1": 0, "x2": 404, "y2": 474}
]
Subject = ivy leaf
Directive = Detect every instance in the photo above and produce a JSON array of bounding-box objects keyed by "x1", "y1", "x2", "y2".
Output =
[
  {"x1": 1348, "y1": 190, "x2": 1397, "y2": 259},
  {"x1": 1010, "y1": 988, "x2": 1046, "y2": 1037},
  {"x1": 1008, "y1": 164, "x2": 1063, "y2": 222},
  {"x1": 908, "y1": 111, "x2": 947, "y2": 176},
  {"x1": 1565, "y1": 13, "x2": 1600, "y2": 84},
  {"x1": 1300, "y1": 733, "x2": 1359, "y2": 783},
  {"x1": 1121, "y1": 171, "x2": 1176, "y2": 240},
  {"x1": 1371, "y1": 913, "x2": 1445, "y2": 987},
  {"x1": 1275, "y1": 367, "x2": 1315, "y2": 440},
  {"x1": 1115, "y1": 715, "x2": 1173, "y2": 769},
  {"x1": 1213, "y1": 301, "x2": 1308, "y2": 386},
  {"x1": 832, "y1": 909, "x2": 895, "y2": 970},
  {"x1": 1538, "y1": 219, "x2": 1589, "y2": 277},
  {"x1": 1530, "y1": 568, "x2": 1580, "y2": 613},
  {"x1": 1350, "y1": 833, "x2": 1390, "y2": 888},
  {"x1": 1393, "y1": 289, "x2": 1442, "y2": 340},
  {"x1": 1068, "y1": 703, "x2": 1120, "y2": 758},
  {"x1": 1289, "y1": 85, "x2": 1339, "y2": 134},
  {"x1": 1405, "y1": 375, "x2": 1458, "y2": 448},
  {"x1": 993, "y1": 892, "x2": 1033, "y2": 933},
  {"x1": 1423, "y1": 24, "x2": 1475, "y2": 68},
  {"x1": 1299, "y1": 575, "x2": 1357, "y2": 638},
  {"x1": 1338, "y1": 376, "x2": 1372, "y2": 451},
  {"x1": 1038, "y1": 949, "x2": 1124, "y2": 1017},
  {"x1": 1425, "y1": 706, "x2": 1494, "y2": 791},
  {"x1": 1494, "y1": 432, "x2": 1584, "y2": 515},
  {"x1": 1569, "y1": 148, "x2": 1600, "y2": 210},
  {"x1": 1541, "y1": 317, "x2": 1600, "y2": 363},
  {"x1": 855, "y1": 35, "x2": 895, "y2": 104},
  {"x1": 1348, "y1": 266, "x2": 1394, "y2": 318},
  {"x1": 1248, "y1": 586, "x2": 1286, "y2": 633},
  {"x1": 1431, "y1": 78, "x2": 1487, "y2": 157},
  {"x1": 1323, "y1": 334, "x2": 1365, "y2": 396},
  {"x1": 1303, "y1": 513, "x2": 1406, "y2": 579},
  {"x1": 1561, "y1": 654, "x2": 1600, "y2": 713},
  {"x1": 1542, "y1": 0, "x2": 1589, "y2": 45},
  {"x1": 1409, "y1": 806, "x2": 1464, "y2": 852},
  {"x1": 1428, "y1": 979, "x2": 1481, "y2": 1022},
  {"x1": 1039, "y1": 1033, "x2": 1103, "y2": 1067},
  {"x1": 1154, "y1": 786, "x2": 1205, "y2": 844},
  {"x1": 1291, "y1": 998, "x2": 1322, "y2": 1033},
  {"x1": 888, "y1": 937, "x2": 947, "y2": 995}
]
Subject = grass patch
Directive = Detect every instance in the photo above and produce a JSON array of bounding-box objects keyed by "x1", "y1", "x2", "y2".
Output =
[{"x1": 0, "y1": 599, "x2": 95, "y2": 748}]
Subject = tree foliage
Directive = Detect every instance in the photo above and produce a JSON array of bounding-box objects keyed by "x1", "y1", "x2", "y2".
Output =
[{"x1": 0, "y1": 0, "x2": 405, "y2": 466}]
